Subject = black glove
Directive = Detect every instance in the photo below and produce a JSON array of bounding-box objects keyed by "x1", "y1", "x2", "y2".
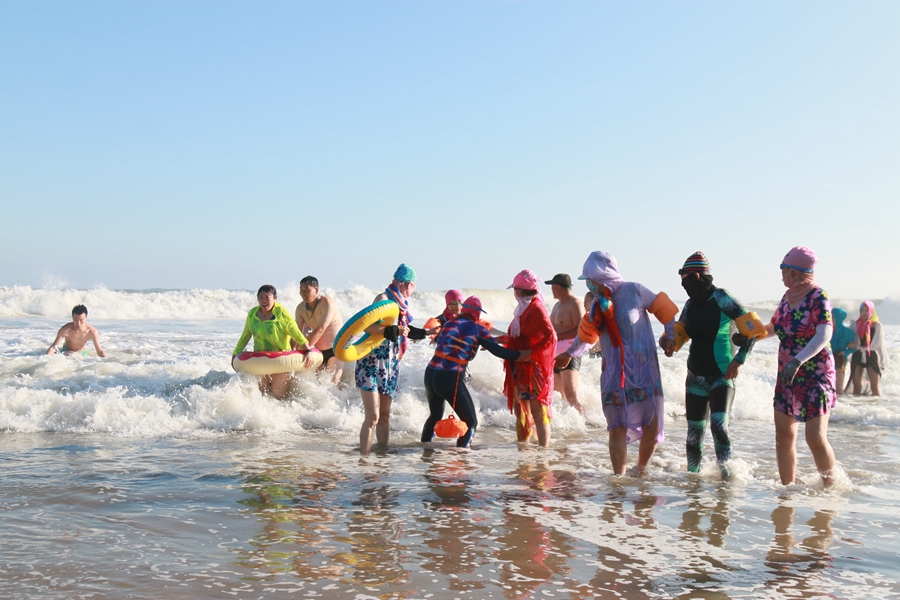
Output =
[
  {"x1": 407, "y1": 326, "x2": 427, "y2": 341},
  {"x1": 383, "y1": 325, "x2": 399, "y2": 342},
  {"x1": 779, "y1": 358, "x2": 801, "y2": 386},
  {"x1": 732, "y1": 333, "x2": 748, "y2": 347}
]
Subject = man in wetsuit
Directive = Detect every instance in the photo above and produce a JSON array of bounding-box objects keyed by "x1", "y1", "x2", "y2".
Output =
[
  {"x1": 294, "y1": 276, "x2": 345, "y2": 385},
  {"x1": 676, "y1": 252, "x2": 757, "y2": 477}
]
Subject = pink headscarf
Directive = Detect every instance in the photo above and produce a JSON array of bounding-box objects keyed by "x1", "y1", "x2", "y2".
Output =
[
  {"x1": 781, "y1": 246, "x2": 817, "y2": 309},
  {"x1": 442, "y1": 289, "x2": 464, "y2": 321},
  {"x1": 508, "y1": 269, "x2": 544, "y2": 337},
  {"x1": 856, "y1": 300, "x2": 878, "y2": 352}
]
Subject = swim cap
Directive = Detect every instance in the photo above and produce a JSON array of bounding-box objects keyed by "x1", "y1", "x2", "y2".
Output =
[
  {"x1": 780, "y1": 246, "x2": 816, "y2": 273},
  {"x1": 393, "y1": 263, "x2": 417, "y2": 283},
  {"x1": 445, "y1": 289, "x2": 464, "y2": 304},
  {"x1": 461, "y1": 295, "x2": 486, "y2": 319},
  {"x1": 507, "y1": 269, "x2": 541, "y2": 291},
  {"x1": 678, "y1": 251, "x2": 711, "y2": 275}
]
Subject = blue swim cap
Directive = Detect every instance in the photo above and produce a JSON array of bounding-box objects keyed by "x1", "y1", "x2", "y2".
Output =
[{"x1": 393, "y1": 263, "x2": 417, "y2": 283}]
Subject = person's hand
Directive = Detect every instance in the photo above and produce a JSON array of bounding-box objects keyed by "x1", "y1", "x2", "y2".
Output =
[
  {"x1": 383, "y1": 325, "x2": 400, "y2": 342},
  {"x1": 555, "y1": 354, "x2": 572, "y2": 370},
  {"x1": 732, "y1": 333, "x2": 748, "y2": 347},
  {"x1": 302, "y1": 348, "x2": 316, "y2": 369},
  {"x1": 847, "y1": 341, "x2": 857, "y2": 349},
  {"x1": 398, "y1": 325, "x2": 410, "y2": 338},
  {"x1": 724, "y1": 360, "x2": 741, "y2": 380},
  {"x1": 516, "y1": 350, "x2": 532, "y2": 363},
  {"x1": 231, "y1": 354, "x2": 237, "y2": 371},
  {"x1": 659, "y1": 336, "x2": 675, "y2": 357},
  {"x1": 779, "y1": 358, "x2": 801, "y2": 385}
]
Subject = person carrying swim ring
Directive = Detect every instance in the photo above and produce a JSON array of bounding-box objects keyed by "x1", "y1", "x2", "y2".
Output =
[
  {"x1": 675, "y1": 252, "x2": 758, "y2": 477},
  {"x1": 501, "y1": 269, "x2": 557, "y2": 447},
  {"x1": 233, "y1": 285, "x2": 315, "y2": 400},
  {"x1": 355, "y1": 263, "x2": 428, "y2": 454},
  {"x1": 850, "y1": 300, "x2": 887, "y2": 396},
  {"x1": 764, "y1": 246, "x2": 838, "y2": 486},
  {"x1": 558, "y1": 251, "x2": 677, "y2": 476},
  {"x1": 421, "y1": 296, "x2": 530, "y2": 448}
]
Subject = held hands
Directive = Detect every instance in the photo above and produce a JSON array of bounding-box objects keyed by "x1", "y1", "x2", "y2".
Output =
[
  {"x1": 779, "y1": 358, "x2": 801, "y2": 386},
  {"x1": 301, "y1": 345, "x2": 315, "y2": 369},
  {"x1": 731, "y1": 333, "x2": 748, "y2": 347},
  {"x1": 516, "y1": 349, "x2": 532, "y2": 363},
  {"x1": 554, "y1": 354, "x2": 572, "y2": 370},
  {"x1": 723, "y1": 359, "x2": 741, "y2": 380},
  {"x1": 658, "y1": 335, "x2": 675, "y2": 357}
]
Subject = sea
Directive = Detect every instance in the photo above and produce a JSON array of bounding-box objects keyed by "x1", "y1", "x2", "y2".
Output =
[{"x1": 1, "y1": 285, "x2": 898, "y2": 600}]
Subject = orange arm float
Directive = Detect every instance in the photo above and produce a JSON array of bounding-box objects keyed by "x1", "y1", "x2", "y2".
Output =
[
  {"x1": 577, "y1": 313, "x2": 600, "y2": 344},
  {"x1": 649, "y1": 292, "x2": 678, "y2": 324}
]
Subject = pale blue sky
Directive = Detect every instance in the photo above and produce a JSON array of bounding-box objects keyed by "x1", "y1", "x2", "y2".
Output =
[{"x1": 2, "y1": 1, "x2": 897, "y2": 302}]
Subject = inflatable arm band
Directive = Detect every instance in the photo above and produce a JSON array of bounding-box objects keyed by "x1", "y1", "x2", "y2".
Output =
[
  {"x1": 233, "y1": 349, "x2": 323, "y2": 375},
  {"x1": 577, "y1": 313, "x2": 600, "y2": 345},
  {"x1": 649, "y1": 292, "x2": 679, "y2": 324},
  {"x1": 673, "y1": 321, "x2": 690, "y2": 352},
  {"x1": 735, "y1": 311, "x2": 767, "y2": 340},
  {"x1": 333, "y1": 299, "x2": 400, "y2": 362}
]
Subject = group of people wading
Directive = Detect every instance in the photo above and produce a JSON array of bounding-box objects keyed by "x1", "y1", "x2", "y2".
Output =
[{"x1": 233, "y1": 247, "x2": 888, "y2": 487}]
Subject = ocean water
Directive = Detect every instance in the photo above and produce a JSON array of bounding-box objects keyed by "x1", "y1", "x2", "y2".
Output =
[{"x1": 1, "y1": 286, "x2": 898, "y2": 599}]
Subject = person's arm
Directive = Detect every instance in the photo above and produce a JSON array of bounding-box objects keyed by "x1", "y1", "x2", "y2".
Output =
[
  {"x1": 780, "y1": 323, "x2": 833, "y2": 385},
  {"x1": 47, "y1": 326, "x2": 66, "y2": 355},
  {"x1": 233, "y1": 317, "x2": 253, "y2": 357},
  {"x1": 478, "y1": 335, "x2": 523, "y2": 361},
  {"x1": 90, "y1": 327, "x2": 107, "y2": 358},
  {"x1": 716, "y1": 290, "x2": 756, "y2": 377},
  {"x1": 639, "y1": 284, "x2": 676, "y2": 353}
]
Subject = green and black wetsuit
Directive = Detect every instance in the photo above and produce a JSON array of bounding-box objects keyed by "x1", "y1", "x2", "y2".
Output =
[{"x1": 679, "y1": 287, "x2": 757, "y2": 473}]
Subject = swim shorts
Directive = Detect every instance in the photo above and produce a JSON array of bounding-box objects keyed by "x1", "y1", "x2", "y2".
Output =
[{"x1": 553, "y1": 355, "x2": 581, "y2": 374}]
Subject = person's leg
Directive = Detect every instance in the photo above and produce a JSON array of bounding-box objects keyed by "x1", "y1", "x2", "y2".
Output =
[
  {"x1": 851, "y1": 362, "x2": 863, "y2": 395},
  {"x1": 258, "y1": 375, "x2": 271, "y2": 396},
  {"x1": 608, "y1": 426, "x2": 628, "y2": 475},
  {"x1": 560, "y1": 370, "x2": 585, "y2": 416},
  {"x1": 684, "y1": 392, "x2": 710, "y2": 473},
  {"x1": 359, "y1": 389, "x2": 380, "y2": 454},
  {"x1": 268, "y1": 373, "x2": 292, "y2": 400},
  {"x1": 326, "y1": 356, "x2": 344, "y2": 386},
  {"x1": 805, "y1": 414, "x2": 836, "y2": 487},
  {"x1": 835, "y1": 364, "x2": 846, "y2": 396},
  {"x1": 553, "y1": 370, "x2": 564, "y2": 400},
  {"x1": 452, "y1": 378, "x2": 478, "y2": 448},
  {"x1": 529, "y1": 400, "x2": 551, "y2": 447},
  {"x1": 635, "y1": 415, "x2": 659, "y2": 474},
  {"x1": 421, "y1": 367, "x2": 447, "y2": 442},
  {"x1": 867, "y1": 367, "x2": 881, "y2": 396},
  {"x1": 708, "y1": 386, "x2": 735, "y2": 465},
  {"x1": 774, "y1": 409, "x2": 799, "y2": 485},
  {"x1": 376, "y1": 394, "x2": 393, "y2": 447}
]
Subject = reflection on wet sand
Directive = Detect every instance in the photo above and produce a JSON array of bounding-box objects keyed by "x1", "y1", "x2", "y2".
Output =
[{"x1": 764, "y1": 502, "x2": 836, "y2": 597}]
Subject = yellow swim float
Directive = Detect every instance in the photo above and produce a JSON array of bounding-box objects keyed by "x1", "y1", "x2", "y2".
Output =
[{"x1": 333, "y1": 299, "x2": 400, "y2": 362}]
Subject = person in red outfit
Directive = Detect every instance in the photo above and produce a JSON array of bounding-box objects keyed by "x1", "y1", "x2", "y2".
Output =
[{"x1": 502, "y1": 269, "x2": 558, "y2": 447}]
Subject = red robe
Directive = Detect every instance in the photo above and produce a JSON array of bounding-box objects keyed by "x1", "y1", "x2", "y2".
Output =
[{"x1": 503, "y1": 297, "x2": 557, "y2": 409}]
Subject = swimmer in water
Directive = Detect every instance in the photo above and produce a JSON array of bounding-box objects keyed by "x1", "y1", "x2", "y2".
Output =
[
  {"x1": 294, "y1": 276, "x2": 345, "y2": 385},
  {"x1": 47, "y1": 304, "x2": 107, "y2": 357},
  {"x1": 546, "y1": 273, "x2": 586, "y2": 416}
]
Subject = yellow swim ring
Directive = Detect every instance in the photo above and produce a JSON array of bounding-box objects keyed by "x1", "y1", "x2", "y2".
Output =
[{"x1": 333, "y1": 299, "x2": 400, "y2": 362}]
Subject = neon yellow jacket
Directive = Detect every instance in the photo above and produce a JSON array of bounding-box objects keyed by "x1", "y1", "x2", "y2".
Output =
[{"x1": 233, "y1": 303, "x2": 308, "y2": 354}]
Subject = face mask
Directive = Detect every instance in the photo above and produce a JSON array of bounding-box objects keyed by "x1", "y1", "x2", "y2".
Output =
[
  {"x1": 586, "y1": 280, "x2": 599, "y2": 295},
  {"x1": 681, "y1": 275, "x2": 706, "y2": 299}
]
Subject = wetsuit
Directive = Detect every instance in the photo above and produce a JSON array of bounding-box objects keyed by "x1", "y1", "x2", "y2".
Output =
[
  {"x1": 421, "y1": 315, "x2": 520, "y2": 448},
  {"x1": 679, "y1": 287, "x2": 756, "y2": 472}
]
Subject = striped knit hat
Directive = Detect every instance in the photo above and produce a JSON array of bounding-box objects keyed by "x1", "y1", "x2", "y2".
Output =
[{"x1": 678, "y1": 251, "x2": 711, "y2": 275}]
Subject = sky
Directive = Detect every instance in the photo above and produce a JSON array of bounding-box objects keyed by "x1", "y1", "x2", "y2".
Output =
[{"x1": 1, "y1": 0, "x2": 898, "y2": 303}]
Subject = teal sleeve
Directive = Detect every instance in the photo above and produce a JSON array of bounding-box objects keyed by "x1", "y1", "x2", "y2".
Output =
[{"x1": 714, "y1": 289, "x2": 756, "y2": 365}]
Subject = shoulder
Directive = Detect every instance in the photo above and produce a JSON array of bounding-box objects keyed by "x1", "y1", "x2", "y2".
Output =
[
  {"x1": 373, "y1": 293, "x2": 388, "y2": 303},
  {"x1": 247, "y1": 306, "x2": 259, "y2": 318}
]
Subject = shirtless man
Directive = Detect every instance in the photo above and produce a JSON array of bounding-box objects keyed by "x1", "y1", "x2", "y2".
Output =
[
  {"x1": 294, "y1": 276, "x2": 345, "y2": 384},
  {"x1": 47, "y1": 305, "x2": 107, "y2": 357},
  {"x1": 546, "y1": 274, "x2": 585, "y2": 415}
]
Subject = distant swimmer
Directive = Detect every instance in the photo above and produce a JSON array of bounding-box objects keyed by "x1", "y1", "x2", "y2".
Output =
[
  {"x1": 546, "y1": 273, "x2": 586, "y2": 416},
  {"x1": 849, "y1": 301, "x2": 887, "y2": 397},
  {"x1": 47, "y1": 305, "x2": 107, "y2": 357},
  {"x1": 233, "y1": 285, "x2": 315, "y2": 400},
  {"x1": 294, "y1": 276, "x2": 345, "y2": 385}
]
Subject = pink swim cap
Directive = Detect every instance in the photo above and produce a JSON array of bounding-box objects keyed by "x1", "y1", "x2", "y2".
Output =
[
  {"x1": 507, "y1": 269, "x2": 541, "y2": 291},
  {"x1": 445, "y1": 289, "x2": 464, "y2": 304},
  {"x1": 781, "y1": 246, "x2": 817, "y2": 273},
  {"x1": 461, "y1": 295, "x2": 486, "y2": 318}
]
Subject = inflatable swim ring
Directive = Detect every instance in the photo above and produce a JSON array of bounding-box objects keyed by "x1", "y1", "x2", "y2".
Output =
[
  {"x1": 232, "y1": 349, "x2": 323, "y2": 375},
  {"x1": 333, "y1": 299, "x2": 400, "y2": 362}
]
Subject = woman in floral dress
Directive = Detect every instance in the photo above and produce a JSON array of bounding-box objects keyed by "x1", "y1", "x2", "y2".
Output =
[{"x1": 765, "y1": 246, "x2": 837, "y2": 486}]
